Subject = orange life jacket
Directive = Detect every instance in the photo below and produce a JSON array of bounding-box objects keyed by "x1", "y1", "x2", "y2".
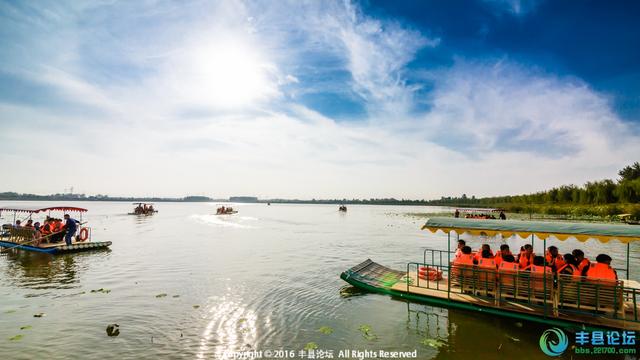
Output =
[
  {"x1": 474, "y1": 249, "x2": 494, "y2": 262},
  {"x1": 527, "y1": 265, "x2": 553, "y2": 274},
  {"x1": 576, "y1": 258, "x2": 591, "y2": 274},
  {"x1": 586, "y1": 263, "x2": 617, "y2": 281},
  {"x1": 41, "y1": 223, "x2": 51, "y2": 234},
  {"x1": 557, "y1": 263, "x2": 581, "y2": 278},
  {"x1": 477, "y1": 257, "x2": 496, "y2": 269},
  {"x1": 545, "y1": 252, "x2": 565, "y2": 270},
  {"x1": 498, "y1": 261, "x2": 519, "y2": 286},
  {"x1": 454, "y1": 254, "x2": 474, "y2": 266},
  {"x1": 518, "y1": 251, "x2": 534, "y2": 269}
]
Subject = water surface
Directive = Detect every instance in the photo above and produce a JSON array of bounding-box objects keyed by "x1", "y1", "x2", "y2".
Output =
[{"x1": 1, "y1": 202, "x2": 637, "y2": 359}]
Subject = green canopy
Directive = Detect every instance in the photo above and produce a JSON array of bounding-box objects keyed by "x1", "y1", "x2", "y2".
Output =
[{"x1": 422, "y1": 217, "x2": 640, "y2": 243}]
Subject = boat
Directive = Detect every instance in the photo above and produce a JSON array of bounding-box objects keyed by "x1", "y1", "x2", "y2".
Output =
[
  {"x1": 0, "y1": 206, "x2": 111, "y2": 254},
  {"x1": 339, "y1": 205, "x2": 347, "y2": 212},
  {"x1": 215, "y1": 206, "x2": 237, "y2": 215},
  {"x1": 617, "y1": 213, "x2": 640, "y2": 225},
  {"x1": 129, "y1": 202, "x2": 157, "y2": 215},
  {"x1": 454, "y1": 207, "x2": 505, "y2": 219},
  {"x1": 341, "y1": 217, "x2": 640, "y2": 331}
]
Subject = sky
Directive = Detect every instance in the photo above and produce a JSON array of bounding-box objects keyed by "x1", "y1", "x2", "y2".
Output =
[{"x1": 0, "y1": 0, "x2": 639, "y2": 199}]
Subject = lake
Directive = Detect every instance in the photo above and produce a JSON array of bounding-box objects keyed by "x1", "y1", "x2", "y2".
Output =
[{"x1": 1, "y1": 202, "x2": 638, "y2": 359}]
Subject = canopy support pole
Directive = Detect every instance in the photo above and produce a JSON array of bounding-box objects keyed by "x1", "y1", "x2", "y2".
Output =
[
  {"x1": 447, "y1": 231, "x2": 451, "y2": 301},
  {"x1": 543, "y1": 237, "x2": 547, "y2": 318},
  {"x1": 627, "y1": 242, "x2": 631, "y2": 279}
]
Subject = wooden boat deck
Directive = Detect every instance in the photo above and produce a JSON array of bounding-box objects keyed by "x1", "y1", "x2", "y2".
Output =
[{"x1": 342, "y1": 259, "x2": 640, "y2": 331}]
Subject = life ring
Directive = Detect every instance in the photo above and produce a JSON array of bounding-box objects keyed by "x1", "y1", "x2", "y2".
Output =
[
  {"x1": 418, "y1": 266, "x2": 443, "y2": 281},
  {"x1": 78, "y1": 227, "x2": 89, "y2": 242}
]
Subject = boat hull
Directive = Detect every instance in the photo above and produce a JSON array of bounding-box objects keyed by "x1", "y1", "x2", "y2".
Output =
[{"x1": 0, "y1": 240, "x2": 112, "y2": 254}]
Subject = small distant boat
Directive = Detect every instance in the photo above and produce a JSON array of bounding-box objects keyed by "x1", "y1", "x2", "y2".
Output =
[
  {"x1": 129, "y1": 202, "x2": 157, "y2": 215},
  {"x1": 617, "y1": 214, "x2": 640, "y2": 225},
  {"x1": 215, "y1": 206, "x2": 237, "y2": 215},
  {"x1": 339, "y1": 205, "x2": 347, "y2": 212},
  {"x1": 0, "y1": 206, "x2": 111, "y2": 254}
]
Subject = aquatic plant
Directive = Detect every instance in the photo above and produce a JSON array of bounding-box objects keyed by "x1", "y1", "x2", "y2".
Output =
[
  {"x1": 9, "y1": 335, "x2": 24, "y2": 341},
  {"x1": 358, "y1": 325, "x2": 377, "y2": 341},
  {"x1": 155, "y1": 293, "x2": 167, "y2": 298},
  {"x1": 304, "y1": 342, "x2": 318, "y2": 350},
  {"x1": 318, "y1": 326, "x2": 334, "y2": 335}
]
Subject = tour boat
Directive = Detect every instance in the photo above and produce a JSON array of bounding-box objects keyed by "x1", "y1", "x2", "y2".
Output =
[
  {"x1": 129, "y1": 202, "x2": 158, "y2": 215},
  {"x1": 341, "y1": 217, "x2": 640, "y2": 331},
  {"x1": 0, "y1": 206, "x2": 111, "y2": 254}
]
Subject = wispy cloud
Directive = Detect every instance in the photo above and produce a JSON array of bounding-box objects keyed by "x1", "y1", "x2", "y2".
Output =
[{"x1": 0, "y1": 0, "x2": 637, "y2": 198}]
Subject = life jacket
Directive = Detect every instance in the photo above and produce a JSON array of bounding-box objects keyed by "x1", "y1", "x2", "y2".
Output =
[
  {"x1": 41, "y1": 223, "x2": 51, "y2": 234},
  {"x1": 498, "y1": 261, "x2": 519, "y2": 286},
  {"x1": 477, "y1": 257, "x2": 496, "y2": 269},
  {"x1": 494, "y1": 250, "x2": 512, "y2": 268},
  {"x1": 454, "y1": 254, "x2": 474, "y2": 266},
  {"x1": 53, "y1": 221, "x2": 62, "y2": 232},
  {"x1": 518, "y1": 252, "x2": 534, "y2": 269},
  {"x1": 474, "y1": 249, "x2": 494, "y2": 262},
  {"x1": 527, "y1": 265, "x2": 553, "y2": 274},
  {"x1": 576, "y1": 258, "x2": 591, "y2": 275},
  {"x1": 545, "y1": 252, "x2": 566, "y2": 270},
  {"x1": 586, "y1": 263, "x2": 617, "y2": 281},
  {"x1": 557, "y1": 264, "x2": 581, "y2": 278}
]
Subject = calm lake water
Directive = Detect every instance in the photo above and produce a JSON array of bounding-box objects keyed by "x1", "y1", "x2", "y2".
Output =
[{"x1": 1, "y1": 202, "x2": 638, "y2": 359}]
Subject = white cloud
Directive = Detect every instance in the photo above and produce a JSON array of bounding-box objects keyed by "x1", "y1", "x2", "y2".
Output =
[{"x1": 0, "y1": 0, "x2": 638, "y2": 199}]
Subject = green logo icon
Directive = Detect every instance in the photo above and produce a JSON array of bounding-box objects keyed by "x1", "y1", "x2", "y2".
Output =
[{"x1": 539, "y1": 328, "x2": 568, "y2": 356}]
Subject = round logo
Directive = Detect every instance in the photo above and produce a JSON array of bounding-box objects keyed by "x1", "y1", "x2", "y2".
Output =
[{"x1": 539, "y1": 328, "x2": 569, "y2": 357}]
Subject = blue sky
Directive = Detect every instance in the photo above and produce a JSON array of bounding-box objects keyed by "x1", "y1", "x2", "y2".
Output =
[{"x1": 0, "y1": 0, "x2": 639, "y2": 198}]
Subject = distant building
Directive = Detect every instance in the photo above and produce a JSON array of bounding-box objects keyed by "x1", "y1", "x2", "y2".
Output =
[{"x1": 229, "y1": 196, "x2": 258, "y2": 203}]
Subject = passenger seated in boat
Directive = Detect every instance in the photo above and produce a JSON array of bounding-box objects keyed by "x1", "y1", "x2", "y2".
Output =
[
  {"x1": 50, "y1": 219, "x2": 64, "y2": 243},
  {"x1": 586, "y1": 254, "x2": 617, "y2": 281},
  {"x1": 23, "y1": 219, "x2": 34, "y2": 228},
  {"x1": 453, "y1": 246, "x2": 474, "y2": 265},
  {"x1": 526, "y1": 256, "x2": 552, "y2": 273},
  {"x1": 494, "y1": 244, "x2": 512, "y2": 267},
  {"x1": 498, "y1": 254, "x2": 519, "y2": 287},
  {"x1": 557, "y1": 254, "x2": 580, "y2": 278},
  {"x1": 14, "y1": 220, "x2": 22, "y2": 228},
  {"x1": 517, "y1": 244, "x2": 535, "y2": 269},
  {"x1": 545, "y1": 246, "x2": 565, "y2": 272},
  {"x1": 454, "y1": 239, "x2": 466, "y2": 259},
  {"x1": 148, "y1": 205, "x2": 154, "y2": 212},
  {"x1": 477, "y1": 250, "x2": 496, "y2": 269},
  {"x1": 572, "y1": 249, "x2": 591, "y2": 276},
  {"x1": 474, "y1": 244, "x2": 493, "y2": 262}
]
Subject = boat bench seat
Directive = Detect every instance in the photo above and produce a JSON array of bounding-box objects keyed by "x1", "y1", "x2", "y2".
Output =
[
  {"x1": 557, "y1": 276, "x2": 625, "y2": 318},
  {"x1": 8, "y1": 227, "x2": 36, "y2": 243},
  {"x1": 450, "y1": 264, "x2": 496, "y2": 296}
]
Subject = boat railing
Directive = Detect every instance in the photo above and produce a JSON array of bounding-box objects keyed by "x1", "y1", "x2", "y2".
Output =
[
  {"x1": 422, "y1": 248, "x2": 455, "y2": 268},
  {"x1": 406, "y1": 260, "x2": 640, "y2": 323}
]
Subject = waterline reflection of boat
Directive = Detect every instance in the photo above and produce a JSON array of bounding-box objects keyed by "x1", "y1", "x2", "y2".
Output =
[{"x1": 341, "y1": 217, "x2": 640, "y2": 331}]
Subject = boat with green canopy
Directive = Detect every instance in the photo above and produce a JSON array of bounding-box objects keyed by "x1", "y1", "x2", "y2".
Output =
[{"x1": 340, "y1": 217, "x2": 640, "y2": 331}]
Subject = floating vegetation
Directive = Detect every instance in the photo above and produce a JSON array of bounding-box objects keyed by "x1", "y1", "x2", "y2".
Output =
[
  {"x1": 9, "y1": 335, "x2": 24, "y2": 341},
  {"x1": 172, "y1": 295, "x2": 180, "y2": 298},
  {"x1": 33, "y1": 313, "x2": 45, "y2": 318},
  {"x1": 106, "y1": 324, "x2": 120, "y2": 337},
  {"x1": 20, "y1": 326, "x2": 32, "y2": 330},
  {"x1": 421, "y1": 338, "x2": 446, "y2": 348},
  {"x1": 91, "y1": 288, "x2": 111, "y2": 294},
  {"x1": 339, "y1": 286, "x2": 366, "y2": 298},
  {"x1": 358, "y1": 325, "x2": 377, "y2": 341},
  {"x1": 238, "y1": 318, "x2": 247, "y2": 323},
  {"x1": 304, "y1": 342, "x2": 318, "y2": 350},
  {"x1": 192, "y1": 305, "x2": 200, "y2": 309},
  {"x1": 4, "y1": 309, "x2": 16, "y2": 314},
  {"x1": 318, "y1": 326, "x2": 334, "y2": 335},
  {"x1": 155, "y1": 293, "x2": 167, "y2": 298}
]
